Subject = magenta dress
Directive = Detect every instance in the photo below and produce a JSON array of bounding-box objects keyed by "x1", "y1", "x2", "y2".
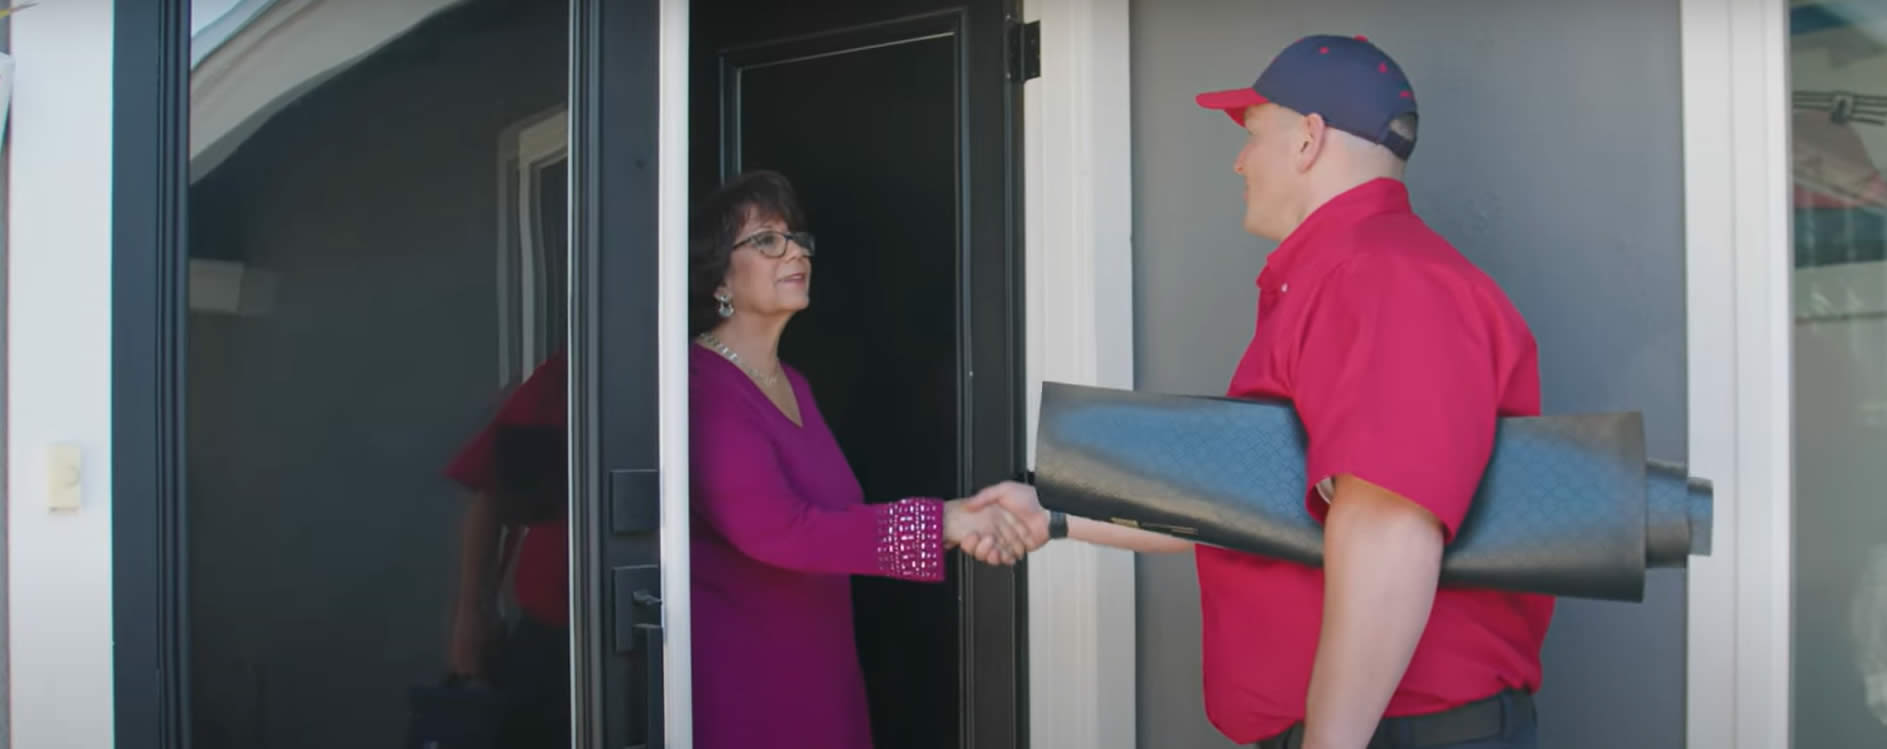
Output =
[{"x1": 687, "y1": 344, "x2": 946, "y2": 749}]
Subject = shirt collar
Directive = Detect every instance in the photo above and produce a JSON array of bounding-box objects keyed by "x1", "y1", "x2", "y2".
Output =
[{"x1": 1257, "y1": 177, "x2": 1412, "y2": 288}]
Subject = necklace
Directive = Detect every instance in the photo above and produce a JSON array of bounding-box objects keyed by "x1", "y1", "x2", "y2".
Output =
[{"x1": 696, "y1": 332, "x2": 783, "y2": 388}]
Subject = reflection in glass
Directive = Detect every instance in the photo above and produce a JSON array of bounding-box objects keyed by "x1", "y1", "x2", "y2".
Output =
[
  {"x1": 185, "y1": 1, "x2": 569, "y2": 747},
  {"x1": 1791, "y1": 2, "x2": 1887, "y2": 746}
]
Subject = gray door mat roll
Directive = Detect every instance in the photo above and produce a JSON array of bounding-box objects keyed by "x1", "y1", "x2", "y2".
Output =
[{"x1": 1031, "y1": 382, "x2": 1712, "y2": 602}]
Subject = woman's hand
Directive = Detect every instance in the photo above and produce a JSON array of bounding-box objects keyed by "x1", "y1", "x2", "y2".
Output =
[
  {"x1": 944, "y1": 498, "x2": 1030, "y2": 565},
  {"x1": 967, "y1": 481, "x2": 1051, "y2": 551}
]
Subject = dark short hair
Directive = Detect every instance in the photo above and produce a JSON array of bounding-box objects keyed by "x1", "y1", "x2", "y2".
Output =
[{"x1": 688, "y1": 170, "x2": 808, "y2": 337}]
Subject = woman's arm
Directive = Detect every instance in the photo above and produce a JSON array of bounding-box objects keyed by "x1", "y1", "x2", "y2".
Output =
[{"x1": 693, "y1": 401, "x2": 1020, "y2": 580}]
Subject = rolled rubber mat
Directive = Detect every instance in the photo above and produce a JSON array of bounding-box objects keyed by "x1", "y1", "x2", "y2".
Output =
[{"x1": 1032, "y1": 382, "x2": 1713, "y2": 602}]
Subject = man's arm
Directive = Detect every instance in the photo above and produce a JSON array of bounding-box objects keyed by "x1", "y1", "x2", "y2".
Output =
[
  {"x1": 1068, "y1": 515, "x2": 1194, "y2": 554},
  {"x1": 1287, "y1": 259, "x2": 1502, "y2": 748},
  {"x1": 1301, "y1": 474, "x2": 1445, "y2": 749},
  {"x1": 966, "y1": 481, "x2": 1193, "y2": 554},
  {"x1": 447, "y1": 490, "x2": 502, "y2": 678}
]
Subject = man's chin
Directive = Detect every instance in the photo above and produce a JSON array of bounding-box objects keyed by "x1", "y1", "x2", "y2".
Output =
[{"x1": 1241, "y1": 216, "x2": 1270, "y2": 239}]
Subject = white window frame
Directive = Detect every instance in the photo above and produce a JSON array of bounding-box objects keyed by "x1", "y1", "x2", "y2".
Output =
[
  {"x1": 1021, "y1": 1, "x2": 1137, "y2": 748},
  {"x1": 497, "y1": 107, "x2": 570, "y2": 386},
  {"x1": 1681, "y1": 0, "x2": 1794, "y2": 746}
]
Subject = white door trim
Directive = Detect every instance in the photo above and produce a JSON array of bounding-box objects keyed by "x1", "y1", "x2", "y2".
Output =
[
  {"x1": 657, "y1": 0, "x2": 695, "y2": 745},
  {"x1": 1020, "y1": 1, "x2": 1137, "y2": 748},
  {"x1": 1680, "y1": 0, "x2": 1794, "y2": 746}
]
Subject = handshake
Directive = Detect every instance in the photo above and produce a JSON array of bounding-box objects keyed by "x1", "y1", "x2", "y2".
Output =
[{"x1": 940, "y1": 481, "x2": 1051, "y2": 566}]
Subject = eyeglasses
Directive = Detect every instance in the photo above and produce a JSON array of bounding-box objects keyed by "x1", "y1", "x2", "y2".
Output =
[{"x1": 732, "y1": 229, "x2": 816, "y2": 258}]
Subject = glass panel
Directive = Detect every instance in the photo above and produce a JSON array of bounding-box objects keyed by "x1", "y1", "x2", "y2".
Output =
[
  {"x1": 184, "y1": 1, "x2": 570, "y2": 747},
  {"x1": 1790, "y1": 2, "x2": 1887, "y2": 746}
]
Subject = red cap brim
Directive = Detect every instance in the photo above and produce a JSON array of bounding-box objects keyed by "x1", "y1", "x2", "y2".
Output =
[{"x1": 1194, "y1": 87, "x2": 1268, "y2": 126}]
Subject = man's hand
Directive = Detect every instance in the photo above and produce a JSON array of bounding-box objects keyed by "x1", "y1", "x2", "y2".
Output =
[
  {"x1": 1301, "y1": 474, "x2": 1445, "y2": 749},
  {"x1": 944, "y1": 496, "x2": 1031, "y2": 565},
  {"x1": 966, "y1": 479, "x2": 1197, "y2": 554},
  {"x1": 967, "y1": 481, "x2": 1052, "y2": 551}
]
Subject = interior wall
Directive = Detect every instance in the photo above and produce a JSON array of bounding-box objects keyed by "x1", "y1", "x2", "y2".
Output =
[{"x1": 1128, "y1": 1, "x2": 1688, "y2": 747}]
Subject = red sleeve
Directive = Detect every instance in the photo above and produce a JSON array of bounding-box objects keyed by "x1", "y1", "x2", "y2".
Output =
[
  {"x1": 443, "y1": 351, "x2": 567, "y2": 493},
  {"x1": 690, "y1": 384, "x2": 946, "y2": 581},
  {"x1": 444, "y1": 425, "x2": 499, "y2": 492},
  {"x1": 1292, "y1": 258, "x2": 1499, "y2": 542}
]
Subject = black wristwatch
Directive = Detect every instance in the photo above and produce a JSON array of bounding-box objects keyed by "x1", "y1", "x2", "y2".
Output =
[{"x1": 1047, "y1": 510, "x2": 1068, "y2": 540}]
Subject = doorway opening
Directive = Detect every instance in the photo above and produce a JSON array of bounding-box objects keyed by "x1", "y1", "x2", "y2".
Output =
[{"x1": 688, "y1": 2, "x2": 1026, "y2": 748}]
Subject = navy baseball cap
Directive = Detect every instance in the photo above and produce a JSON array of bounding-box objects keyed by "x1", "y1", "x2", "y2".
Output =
[{"x1": 1195, "y1": 34, "x2": 1418, "y2": 160}]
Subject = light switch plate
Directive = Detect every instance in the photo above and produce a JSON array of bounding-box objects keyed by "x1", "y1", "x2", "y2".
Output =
[{"x1": 48, "y1": 443, "x2": 80, "y2": 511}]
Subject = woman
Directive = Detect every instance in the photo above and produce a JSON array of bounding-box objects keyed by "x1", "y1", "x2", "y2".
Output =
[{"x1": 687, "y1": 170, "x2": 1024, "y2": 748}]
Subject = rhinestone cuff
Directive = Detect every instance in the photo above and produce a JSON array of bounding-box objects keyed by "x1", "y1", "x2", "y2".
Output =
[{"x1": 874, "y1": 498, "x2": 945, "y2": 581}]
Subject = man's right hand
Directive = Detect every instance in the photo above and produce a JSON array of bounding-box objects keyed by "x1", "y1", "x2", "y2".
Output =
[
  {"x1": 974, "y1": 479, "x2": 1196, "y2": 555},
  {"x1": 968, "y1": 481, "x2": 1052, "y2": 552}
]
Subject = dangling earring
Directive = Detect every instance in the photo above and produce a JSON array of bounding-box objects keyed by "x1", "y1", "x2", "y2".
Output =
[{"x1": 715, "y1": 291, "x2": 734, "y2": 318}]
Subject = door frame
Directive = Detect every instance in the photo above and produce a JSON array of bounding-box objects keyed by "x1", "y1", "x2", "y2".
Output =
[
  {"x1": 700, "y1": 5, "x2": 1032, "y2": 745},
  {"x1": 111, "y1": 0, "x2": 190, "y2": 746},
  {"x1": 567, "y1": 0, "x2": 692, "y2": 746},
  {"x1": 1018, "y1": 1, "x2": 1137, "y2": 748},
  {"x1": 1679, "y1": 0, "x2": 1793, "y2": 747},
  {"x1": 654, "y1": 1, "x2": 696, "y2": 743}
]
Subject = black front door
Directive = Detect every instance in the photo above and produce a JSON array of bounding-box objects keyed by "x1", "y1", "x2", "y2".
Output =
[
  {"x1": 570, "y1": 1, "x2": 679, "y2": 748},
  {"x1": 691, "y1": 2, "x2": 1026, "y2": 749}
]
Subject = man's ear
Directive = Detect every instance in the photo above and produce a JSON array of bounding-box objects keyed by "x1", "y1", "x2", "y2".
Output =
[{"x1": 1295, "y1": 112, "x2": 1329, "y2": 173}]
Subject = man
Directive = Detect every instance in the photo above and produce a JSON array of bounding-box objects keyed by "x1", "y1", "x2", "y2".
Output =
[
  {"x1": 975, "y1": 34, "x2": 1551, "y2": 748},
  {"x1": 441, "y1": 351, "x2": 571, "y2": 746}
]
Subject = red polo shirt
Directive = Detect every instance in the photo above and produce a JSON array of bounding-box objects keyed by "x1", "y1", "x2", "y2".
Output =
[
  {"x1": 443, "y1": 351, "x2": 568, "y2": 628},
  {"x1": 1195, "y1": 178, "x2": 1554, "y2": 743}
]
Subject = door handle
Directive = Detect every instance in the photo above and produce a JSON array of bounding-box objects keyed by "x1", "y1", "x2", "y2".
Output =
[
  {"x1": 640, "y1": 615, "x2": 664, "y2": 749},
  {"x1": 612, "y1": 565, "x2": 661, "y2": 654},
  {"x1": 614, "y1": 565, "x2": 664, "y2": 748}
]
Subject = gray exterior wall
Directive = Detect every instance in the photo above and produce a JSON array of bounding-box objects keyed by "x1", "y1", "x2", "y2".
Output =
[{"x1": 1129, "y1": 1, "x2": 1689, "y2": 747}]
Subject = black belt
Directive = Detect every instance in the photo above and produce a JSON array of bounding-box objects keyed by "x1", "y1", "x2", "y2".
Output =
[{"x1": 1254, "y1": 690, "x2": 1533, "y2": 749}]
